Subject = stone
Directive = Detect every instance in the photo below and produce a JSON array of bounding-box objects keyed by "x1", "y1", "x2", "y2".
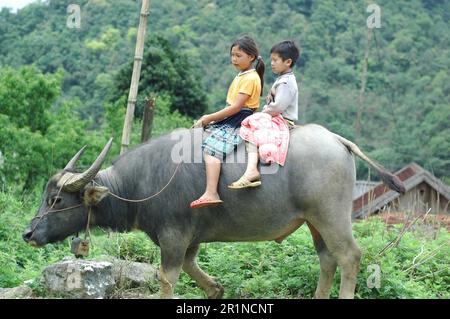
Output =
[
  {"x1": 42, "y1": 257, "x2": 115, "y2": 299},
  {"x1": 110, "y1": 258, "x2": 159, "y2": 288},
  {"x1": 0, "y1": 285, "x2": 33, "y2": 299}
]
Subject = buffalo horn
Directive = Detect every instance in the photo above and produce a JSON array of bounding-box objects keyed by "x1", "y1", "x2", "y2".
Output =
[
  {"x1": 63, "y1": 145, "x2": 87, "y2": 170},
  {"x1": 61, "y1": 138, "x2": 113, "y2": 192}
]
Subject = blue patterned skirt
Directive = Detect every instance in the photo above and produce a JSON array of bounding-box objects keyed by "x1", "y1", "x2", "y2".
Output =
[{"x1": 202, "y1": 108, "x2": 254, "y2": 160}]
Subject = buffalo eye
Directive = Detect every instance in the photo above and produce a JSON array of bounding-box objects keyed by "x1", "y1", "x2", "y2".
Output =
[{"x1": 48, "y1": 196, "x2": 62, "y2": 206}]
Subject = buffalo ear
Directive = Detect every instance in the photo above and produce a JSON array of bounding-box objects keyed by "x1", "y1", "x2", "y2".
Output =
[{"x1": 82, "y1": 185, "x2": 109, "y2": 206}]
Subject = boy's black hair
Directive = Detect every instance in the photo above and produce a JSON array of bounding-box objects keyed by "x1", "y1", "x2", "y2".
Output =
[{"x1": 270, "y1": 40, "x2": 300, "y2": 68}]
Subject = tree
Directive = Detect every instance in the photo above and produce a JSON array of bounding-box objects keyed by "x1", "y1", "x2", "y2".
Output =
[
  {"x1": 0, "y1": 66, "x2": 61, "y2": 133},
  {"x1": 112, "y1": 35, "x2": 207, "y2": 119},
  {"x1": 0, "y1": 66, "x2": 105, "y2": 190}
]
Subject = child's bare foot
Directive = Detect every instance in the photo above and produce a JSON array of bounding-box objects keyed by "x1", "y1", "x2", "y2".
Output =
[
  {"x1": 198, "y1": 192, "x2": 221, "y2": 202},
  {"x1": 190, "y1": 192, "x2": 223, "y2": 209}
]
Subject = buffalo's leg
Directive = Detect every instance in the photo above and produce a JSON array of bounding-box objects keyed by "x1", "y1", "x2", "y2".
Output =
[
  {"x1": 159, "y1": 237, "x2": 187, "y2": 299},
  {"x1": 307, "y1": 221, "x2": 337, "y2": 299},
  {"x1": 310, "y1": 215, "x2": 361, "y2": 299},
  {"x1": 182, "y1": 244, "x2": 224, "y2": 299}
]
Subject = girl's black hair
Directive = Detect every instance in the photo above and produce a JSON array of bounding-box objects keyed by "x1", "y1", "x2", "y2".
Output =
[{"x1": 230, "y1": 36, "x2": 265, "y2": 96}]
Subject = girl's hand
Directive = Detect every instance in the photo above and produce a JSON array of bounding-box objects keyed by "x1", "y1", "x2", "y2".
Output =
[
  {"x1": 194, "y1": 115, "x2": 211, "y2": 128},
  {"x1": 193, "y1": 118, "x2": 203, "y2": 128}
]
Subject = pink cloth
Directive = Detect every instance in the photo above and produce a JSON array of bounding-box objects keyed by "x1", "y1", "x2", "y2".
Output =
[{"x1": 239, "y1": 113, "x2": 290, "y2": 166}]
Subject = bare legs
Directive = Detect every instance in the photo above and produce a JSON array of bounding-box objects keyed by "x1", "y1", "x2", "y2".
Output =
[
  {"x1": 195, "y1": 154, "x2": 222, "y2": 202},
  {"x1": 229, "y1": 142, "x2": 261, "y2": 187},
  {"x1": 193, "y1": 142, "x2": 261, "y2": 205},
  {"x1": 242, "y1": 142, "x2": 260, "y2": 181}
]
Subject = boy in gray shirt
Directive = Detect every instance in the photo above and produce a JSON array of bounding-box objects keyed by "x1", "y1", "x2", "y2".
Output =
[
  {"x1": 229, "y1": 40, "x2": 300, "y2": 189},
  {"x1": 263, "y1": 41, "x2": 299, "y2": 125}
]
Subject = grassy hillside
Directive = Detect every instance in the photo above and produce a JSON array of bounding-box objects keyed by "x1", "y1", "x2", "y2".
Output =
[{"x1": 1, "y1": 0, "x2": 448, "y2": 179}]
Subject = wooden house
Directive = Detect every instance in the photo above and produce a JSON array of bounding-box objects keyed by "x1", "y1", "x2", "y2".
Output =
[{"x1": 353, "y1": 163, "x2": 450, "y2": 219}]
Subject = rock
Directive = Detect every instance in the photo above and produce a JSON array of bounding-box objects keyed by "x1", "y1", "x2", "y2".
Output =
[
  {"x1": 42, "y1": 257, "x2": 115, "y2": 299},
  {"x1": 110, "y1": 258, "x2": 159, "y2": 288},
  {"x1": 0, "y1": 285, "x2": 33, "y2": 299}
]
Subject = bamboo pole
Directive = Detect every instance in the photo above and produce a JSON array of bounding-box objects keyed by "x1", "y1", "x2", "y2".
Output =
[{"x1": 120, "y1": 0, "x2": 151, "y2": 154}]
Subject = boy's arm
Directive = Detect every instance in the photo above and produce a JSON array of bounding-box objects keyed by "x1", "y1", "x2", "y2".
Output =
[{"x1": 263, "y1": 83, "x2": 295, "y2": 116}]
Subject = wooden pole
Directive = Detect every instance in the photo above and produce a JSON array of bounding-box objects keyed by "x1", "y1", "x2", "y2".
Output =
[
  {"x1": 141, "y1": 96, "x2": 155, "y2": 143},
  {"x1": 120, "y1": 0, "x2": 151, "y2": 154}
]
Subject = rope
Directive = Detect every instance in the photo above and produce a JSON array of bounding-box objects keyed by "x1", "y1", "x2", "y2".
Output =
[
  {"x1": 85, "y1": 206, "x2": 92, "y2": 239},
  {"x1": 32, "y1": 123, "x2": 197, "y2": 231},
  {"x1": 30, "y1": 178, "x2": 82, "y2": 232},
  {"x1": 93, "y1": 161, "x2": 182, "y2": 203},
  {"x1": 84, "y1": 205, "x2": 94, "y2": 248},
  {"x1": 94, "y1": 123, "x2": 197, "y2": 203}
]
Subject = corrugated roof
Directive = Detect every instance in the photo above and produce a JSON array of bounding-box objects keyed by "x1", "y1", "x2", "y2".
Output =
[
  {"x1": 354, "y1": 181, "x2": 379, "y2": 199},
  {"x1": 353, "y1": 163, "x2": 450, "y2": 218}
]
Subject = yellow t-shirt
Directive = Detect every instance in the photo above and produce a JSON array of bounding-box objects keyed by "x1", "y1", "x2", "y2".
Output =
[{"x1": 226, "y1": 69, "x2": 261, "y2": 109}]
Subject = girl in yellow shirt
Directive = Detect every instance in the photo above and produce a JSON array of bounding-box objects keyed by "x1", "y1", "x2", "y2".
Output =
[{"x1": 190, "y1": 36, "x2": 265, "y2": 209}]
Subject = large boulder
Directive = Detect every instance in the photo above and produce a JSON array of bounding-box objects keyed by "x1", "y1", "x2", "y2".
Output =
[
  {"x1": 41, "y1": 257, "x2": 160, "y2": 299},
  {"x1": 42, "y1": 257, "x2": 115, "y2": 299},
  {"x1": 110, "y1": 258, "x2": 159, "y2": 288},
  {"x1": 0, "y1": 285, "x2": 33, "y2": 299}
]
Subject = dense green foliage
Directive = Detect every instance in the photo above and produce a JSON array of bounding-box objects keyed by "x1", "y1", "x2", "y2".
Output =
[
  {"x1": 0, "y1": 0, "x2": 448, "y2": 178},
  {"x1": 0, "y1": 65, "x2": 192, "y2": 190},
  {"x1": 1, "y1": 189, "x2": 448, "y2": 298},
  {"x1": 112, "y1": 36, "x2": 208, "y2": 118},
  {"x1": 0, "y1": 66, "x2": 106, "y2": 189}
]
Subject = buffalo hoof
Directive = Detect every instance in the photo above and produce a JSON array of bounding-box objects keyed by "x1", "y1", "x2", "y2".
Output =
[
  {"x1": 274, "y1": 238, "x2": 283, "y2": 244},
  {"x1": 207, "y1": 283, "x2": 224, "y2": 299}
]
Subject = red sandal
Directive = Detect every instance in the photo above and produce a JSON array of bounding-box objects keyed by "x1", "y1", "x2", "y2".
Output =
[{"x1": 190, "y1": 198, "x2": 223, "y2": 209}]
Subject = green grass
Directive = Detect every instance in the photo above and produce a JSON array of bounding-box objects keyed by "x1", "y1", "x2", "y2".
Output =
[{"x1": 1, "y1": 188, "x2": 448, "y2": 298}]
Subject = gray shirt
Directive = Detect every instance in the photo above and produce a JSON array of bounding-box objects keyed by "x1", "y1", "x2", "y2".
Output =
[{"x1": 263, "y1": 71, "x2": 299, "y2": 121}]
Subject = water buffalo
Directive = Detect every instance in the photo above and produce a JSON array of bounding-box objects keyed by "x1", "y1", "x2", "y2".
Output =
[{"x1": 23, "y1": 124, "x2": 404, "y2": 298}]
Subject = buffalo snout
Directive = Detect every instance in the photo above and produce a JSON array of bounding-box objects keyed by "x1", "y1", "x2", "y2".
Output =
[{"x1": 22, "y1": 227, "x2": 33, "y2": 243}]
